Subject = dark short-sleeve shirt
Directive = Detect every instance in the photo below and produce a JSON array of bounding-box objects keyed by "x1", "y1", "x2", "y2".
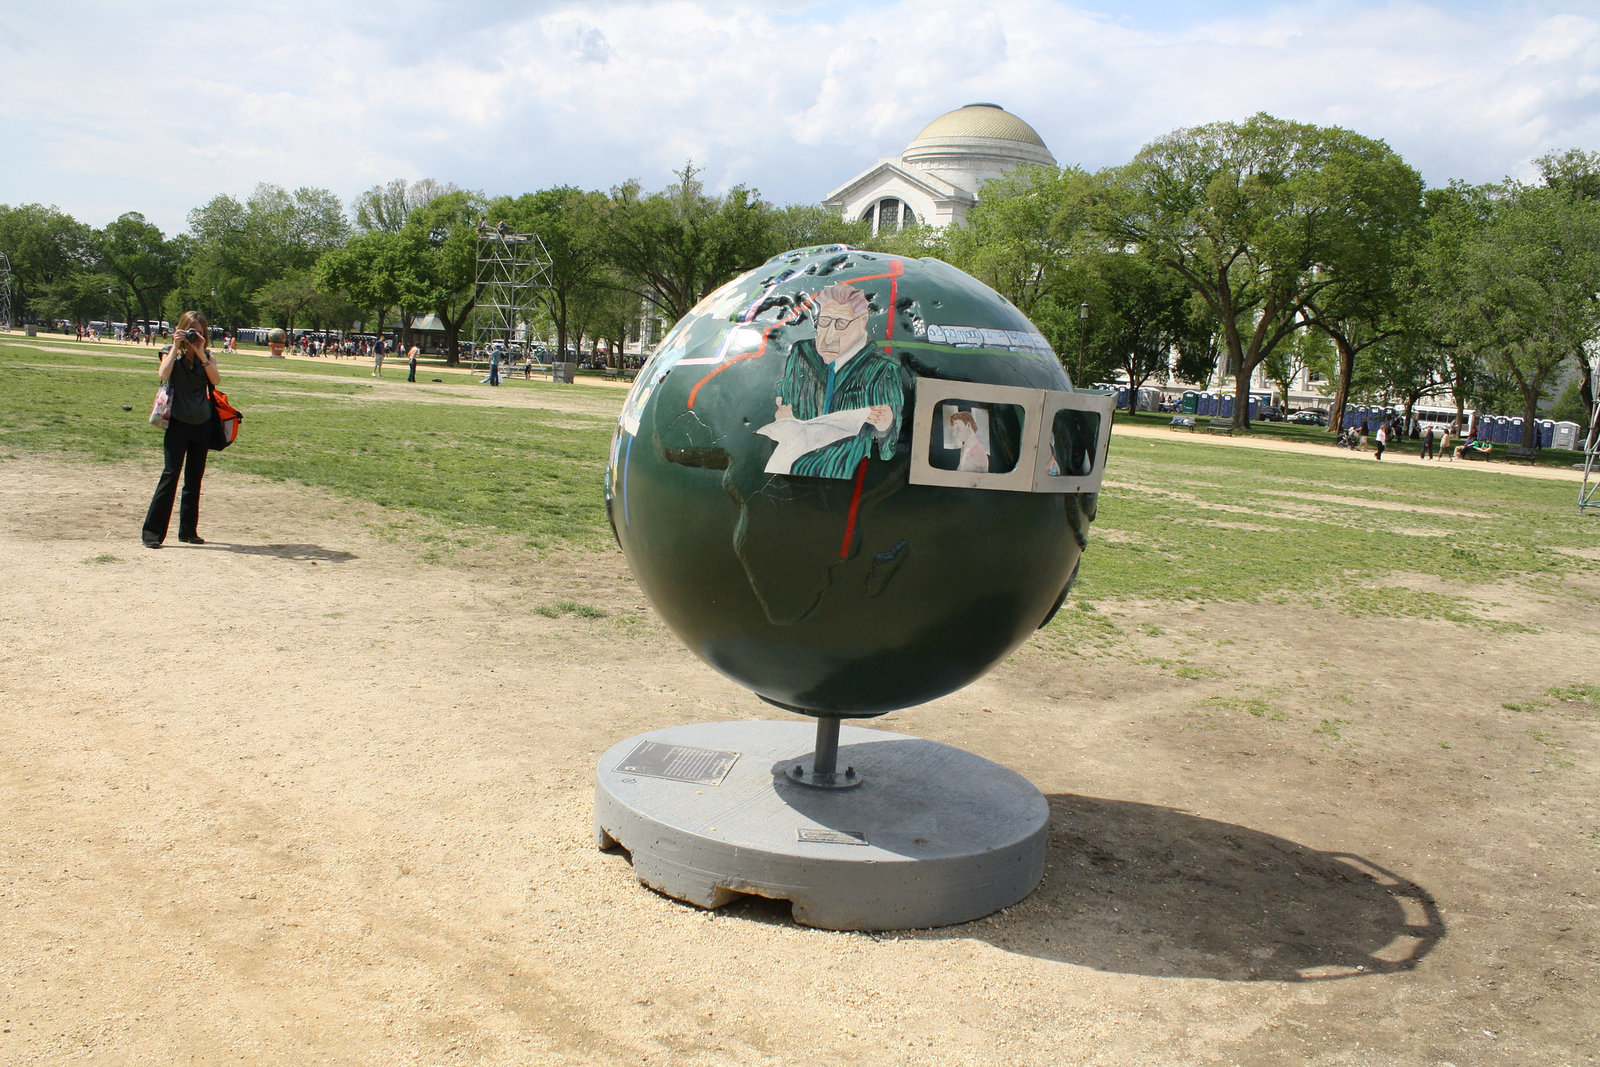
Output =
[{"x1": 169, "y1": 355, "x2": 213, "y2": 425}]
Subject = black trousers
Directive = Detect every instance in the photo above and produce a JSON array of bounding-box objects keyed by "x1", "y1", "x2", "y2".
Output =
[{"x1": 143, "y1": 419, "x2": 210, "y2": 544}]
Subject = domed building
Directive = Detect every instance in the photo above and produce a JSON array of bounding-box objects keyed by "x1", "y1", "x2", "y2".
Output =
[{"x1": 822, "y1": 103, "x2": 1057, "y2": 232}]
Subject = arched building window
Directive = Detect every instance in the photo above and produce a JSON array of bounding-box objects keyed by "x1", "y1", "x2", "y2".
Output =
[{"x1": 860, "y1": 198, "x2": 917, "y2": 234}]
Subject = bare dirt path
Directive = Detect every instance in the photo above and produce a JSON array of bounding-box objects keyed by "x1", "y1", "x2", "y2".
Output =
[
  {"x1": 1, "y1": 425, "x2": 1597, "y2": 1063},
  {"x1": 1116, "y1": 421, "x2": 1588, "y2": 483}
]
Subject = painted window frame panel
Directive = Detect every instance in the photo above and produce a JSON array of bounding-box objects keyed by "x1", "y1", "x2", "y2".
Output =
[{"x1": 907, "y1": 377, "x2": 1113, "y2": 495}]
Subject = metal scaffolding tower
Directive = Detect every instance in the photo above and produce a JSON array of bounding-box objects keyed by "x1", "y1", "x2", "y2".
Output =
[
  {"x1": 472, "y1": 222, "x2": 552, "y2": 357},
  {"x1": 0, "y1": 252, "x2": 13, "y2": 330}
]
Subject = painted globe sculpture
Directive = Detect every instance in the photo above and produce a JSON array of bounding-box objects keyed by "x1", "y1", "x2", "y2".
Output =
[{"x1": 605, "y1": 246, "x2": 1110, "y2": 717}]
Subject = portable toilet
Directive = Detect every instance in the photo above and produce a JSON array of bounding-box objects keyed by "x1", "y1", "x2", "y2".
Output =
[
  {"x1": 1508, "y1": 417, "x2": 1526, "y2": 445},
  {"x1": 1553, "y1": 421, "x2": 1580, "y2": 450},
  {"x1": 1181, "y1": 391, "x2": 1199, "y2": 415},
  {"x1": 1219, "y1": 394, "x2": 1235, "y2": 418},
  {"x1": 1537, "y1": 420, "x2": 1554, "y2": 448},
  {"x1": 1247, "y1": 396, "x2": 1260, "y2": 420}
]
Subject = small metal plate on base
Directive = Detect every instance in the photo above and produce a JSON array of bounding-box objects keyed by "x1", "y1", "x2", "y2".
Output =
[
  {"x1": 615, "y1": 741, "x2": 739, "y2": 786},
  {"x1": 594, "y1": 720, "x2": 1048, "y2": 931}
]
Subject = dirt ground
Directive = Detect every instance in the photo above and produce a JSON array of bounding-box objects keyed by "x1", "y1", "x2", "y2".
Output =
[{"x1": 2, "y1": 380, "x2": 1598, "y2": 1065}]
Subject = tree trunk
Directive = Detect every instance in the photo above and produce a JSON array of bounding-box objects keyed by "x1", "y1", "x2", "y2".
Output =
[
  {"x1": 1580, "y1": 358, "x2": 1596, "y2": 440},
  {"x1": 1325, "y1": 338, "x2": 1356, "y2": 435},
  {"x1": 1521, "y1": 384, "x2": 1541, "y2": 447}
]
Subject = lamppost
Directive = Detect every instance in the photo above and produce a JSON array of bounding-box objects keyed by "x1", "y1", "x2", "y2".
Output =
[
  {"x1": 106, "y1": 286, "x2": 114, "y2": 340},
  {"x1": 1077, "y1": 302, "x2": 1090, "y2": 385}
]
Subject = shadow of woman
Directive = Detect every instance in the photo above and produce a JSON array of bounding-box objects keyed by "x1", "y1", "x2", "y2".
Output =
[{"x1": 202, "y1": 542, "x2": 358, "y2": 562}]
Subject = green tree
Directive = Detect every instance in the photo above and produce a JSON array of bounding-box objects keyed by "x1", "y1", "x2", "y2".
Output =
[
  {"x1": 1551, "y1": 377, "x2": 1591, "y2": 425},
  {"x1": 490, "y1": 186, "x2": 609, "y2": 363},
  {"x1": 1445, "y1": 181, "x2": 1600, "y2": 443},
  {"x1": 1070, "y1": 251, "x2": 1190, "y2": 410},
  {"x1": 0, "y1": 203, "x2": 92, "y2": 323},
  {"x1": 1105, "y1": 114, "x2": 1424, "y2": 429},
  {"x1": 315, "y1": 228, "x2": 426, "y2": 337},
  {"x1": 1263, "y1": 318, "x2": 1335, "y2": 411},
  {"x1": 253, "y1": 268, "x2": 325, "y2": 333},
  {"x1": 1171, "y1": 297, "x2": 1223, "y2": 388},
  {"x1": 771, "y1": 203, "x2": 871, "y2": 255},
  {"x1": 352, "y1": 178, "x2": 460, "y2": 234},
  {"x1": 178, "y1": 184, "x2": 349, "y2": 331},
  {"x1": 94, "y1": 212, "x2": 180, "y2": 328},
  {"x1": 943, "y1": 165, "x2": 1095, "y2": 319},
  {"x1": 402, "y1": 192, "x2": 487, "y2": 364},
  {"x1": 1535, "y1": 148, "x2": 1600, "y2": 436},
  {"x1": 595, "y1": 162, "x2": 775, "y2": 323},
  {"x1": 35, "y1": 269, "x2": 118, "y2": 327}
]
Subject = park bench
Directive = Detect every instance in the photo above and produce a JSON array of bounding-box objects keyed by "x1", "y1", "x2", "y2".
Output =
[
  {"x1": 1505, "y1": 445, "x2": 1539, "y2": 464},
  {"x1": 603, "y1": 367, "x2": 638, "y2": 383}
]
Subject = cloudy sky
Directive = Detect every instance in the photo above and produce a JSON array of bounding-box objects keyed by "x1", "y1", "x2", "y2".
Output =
[{"x1": 2, "y1": 0, "x2": 1597, "y2": 235}]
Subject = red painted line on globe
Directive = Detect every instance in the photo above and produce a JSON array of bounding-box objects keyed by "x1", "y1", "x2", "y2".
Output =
[
  {"x1": 839, "y1": 258, "x2": 901, "y2": 556},
  {"x1": 839, "y1": 457, "x2": 869, "y2": 559}
]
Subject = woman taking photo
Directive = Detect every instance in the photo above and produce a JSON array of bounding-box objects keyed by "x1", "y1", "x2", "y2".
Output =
[{"x1": 142, "y1": 311, "x2": 220, "y2": 547}]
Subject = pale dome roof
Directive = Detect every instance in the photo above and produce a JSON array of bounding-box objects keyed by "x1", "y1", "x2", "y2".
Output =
[{"x1": 907, "y1": 103, "x2": 1049, "y2": 151}]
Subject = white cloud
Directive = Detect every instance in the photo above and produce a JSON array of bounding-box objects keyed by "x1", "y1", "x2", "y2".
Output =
[{"x1": 1, "y1": 0, "x2": 1597, "y2": 234}]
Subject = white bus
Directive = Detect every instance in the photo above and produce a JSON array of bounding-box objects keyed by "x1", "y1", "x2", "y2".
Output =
[{"x1": 1412, "y1": 404, "x2": 1474, "y2": 433}]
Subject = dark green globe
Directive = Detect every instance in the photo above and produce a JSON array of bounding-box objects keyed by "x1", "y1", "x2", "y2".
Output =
[{"x1": 605, "y1": 247, "x2": 1103, "y2": 717}]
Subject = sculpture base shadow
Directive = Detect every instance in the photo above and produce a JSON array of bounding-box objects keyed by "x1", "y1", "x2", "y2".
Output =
[{"x1": 898, "y1": 793, "x2": 1445, "y2": 982}]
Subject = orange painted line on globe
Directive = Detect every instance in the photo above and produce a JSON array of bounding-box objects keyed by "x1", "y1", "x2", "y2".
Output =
[
  {"x1": 685, "y1": 297, "x2": 813, "y2": 410},
  {"x1": 839, "y1": 457, "x2": 869, "y2": 559}
]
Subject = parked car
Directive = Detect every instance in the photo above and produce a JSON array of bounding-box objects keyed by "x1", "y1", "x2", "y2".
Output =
[{"x1": 1289, "y1": 410, "x2": 1328, "y2": 425}]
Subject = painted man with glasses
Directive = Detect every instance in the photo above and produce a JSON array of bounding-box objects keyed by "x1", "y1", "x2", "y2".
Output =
[{"x1": 759, "y1": 282, "x2": 904, "y2": 478}]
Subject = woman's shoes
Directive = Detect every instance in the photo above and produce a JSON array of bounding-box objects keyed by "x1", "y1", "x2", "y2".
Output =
[
  {"x1": 179, "y1": 534, "x2": 206, "y2": 545},
  {"x1": 142, "y1": 538, "x2": 162, "y2": 549}
]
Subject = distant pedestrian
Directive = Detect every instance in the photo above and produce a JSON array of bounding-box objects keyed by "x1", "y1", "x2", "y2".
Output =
[
  {"x1": 372, "y1": 336, "x2": 386, "y2": 377},
  {"x1": 406, "y1": 345, "x2": 419, "y2": 382},
  {"x1": 1374, "y1": 422, "x2": 1388, "y2": 460},
  {"x1": 1421, "y1": 426, "x2": 1435, "y2": 460},
  {"x1": 1440, "y1": 429, "x2": 1453, "y2": 462}
]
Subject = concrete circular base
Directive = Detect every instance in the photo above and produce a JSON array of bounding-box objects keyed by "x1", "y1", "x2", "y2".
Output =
[{"x1": 594, "y1": 720, "x2": 1048, "y2": 931}]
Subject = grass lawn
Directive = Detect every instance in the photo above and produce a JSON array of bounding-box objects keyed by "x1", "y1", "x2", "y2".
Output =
[{"x1": 4, "y1": 333, "x2": 1596, "y2": 620}]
